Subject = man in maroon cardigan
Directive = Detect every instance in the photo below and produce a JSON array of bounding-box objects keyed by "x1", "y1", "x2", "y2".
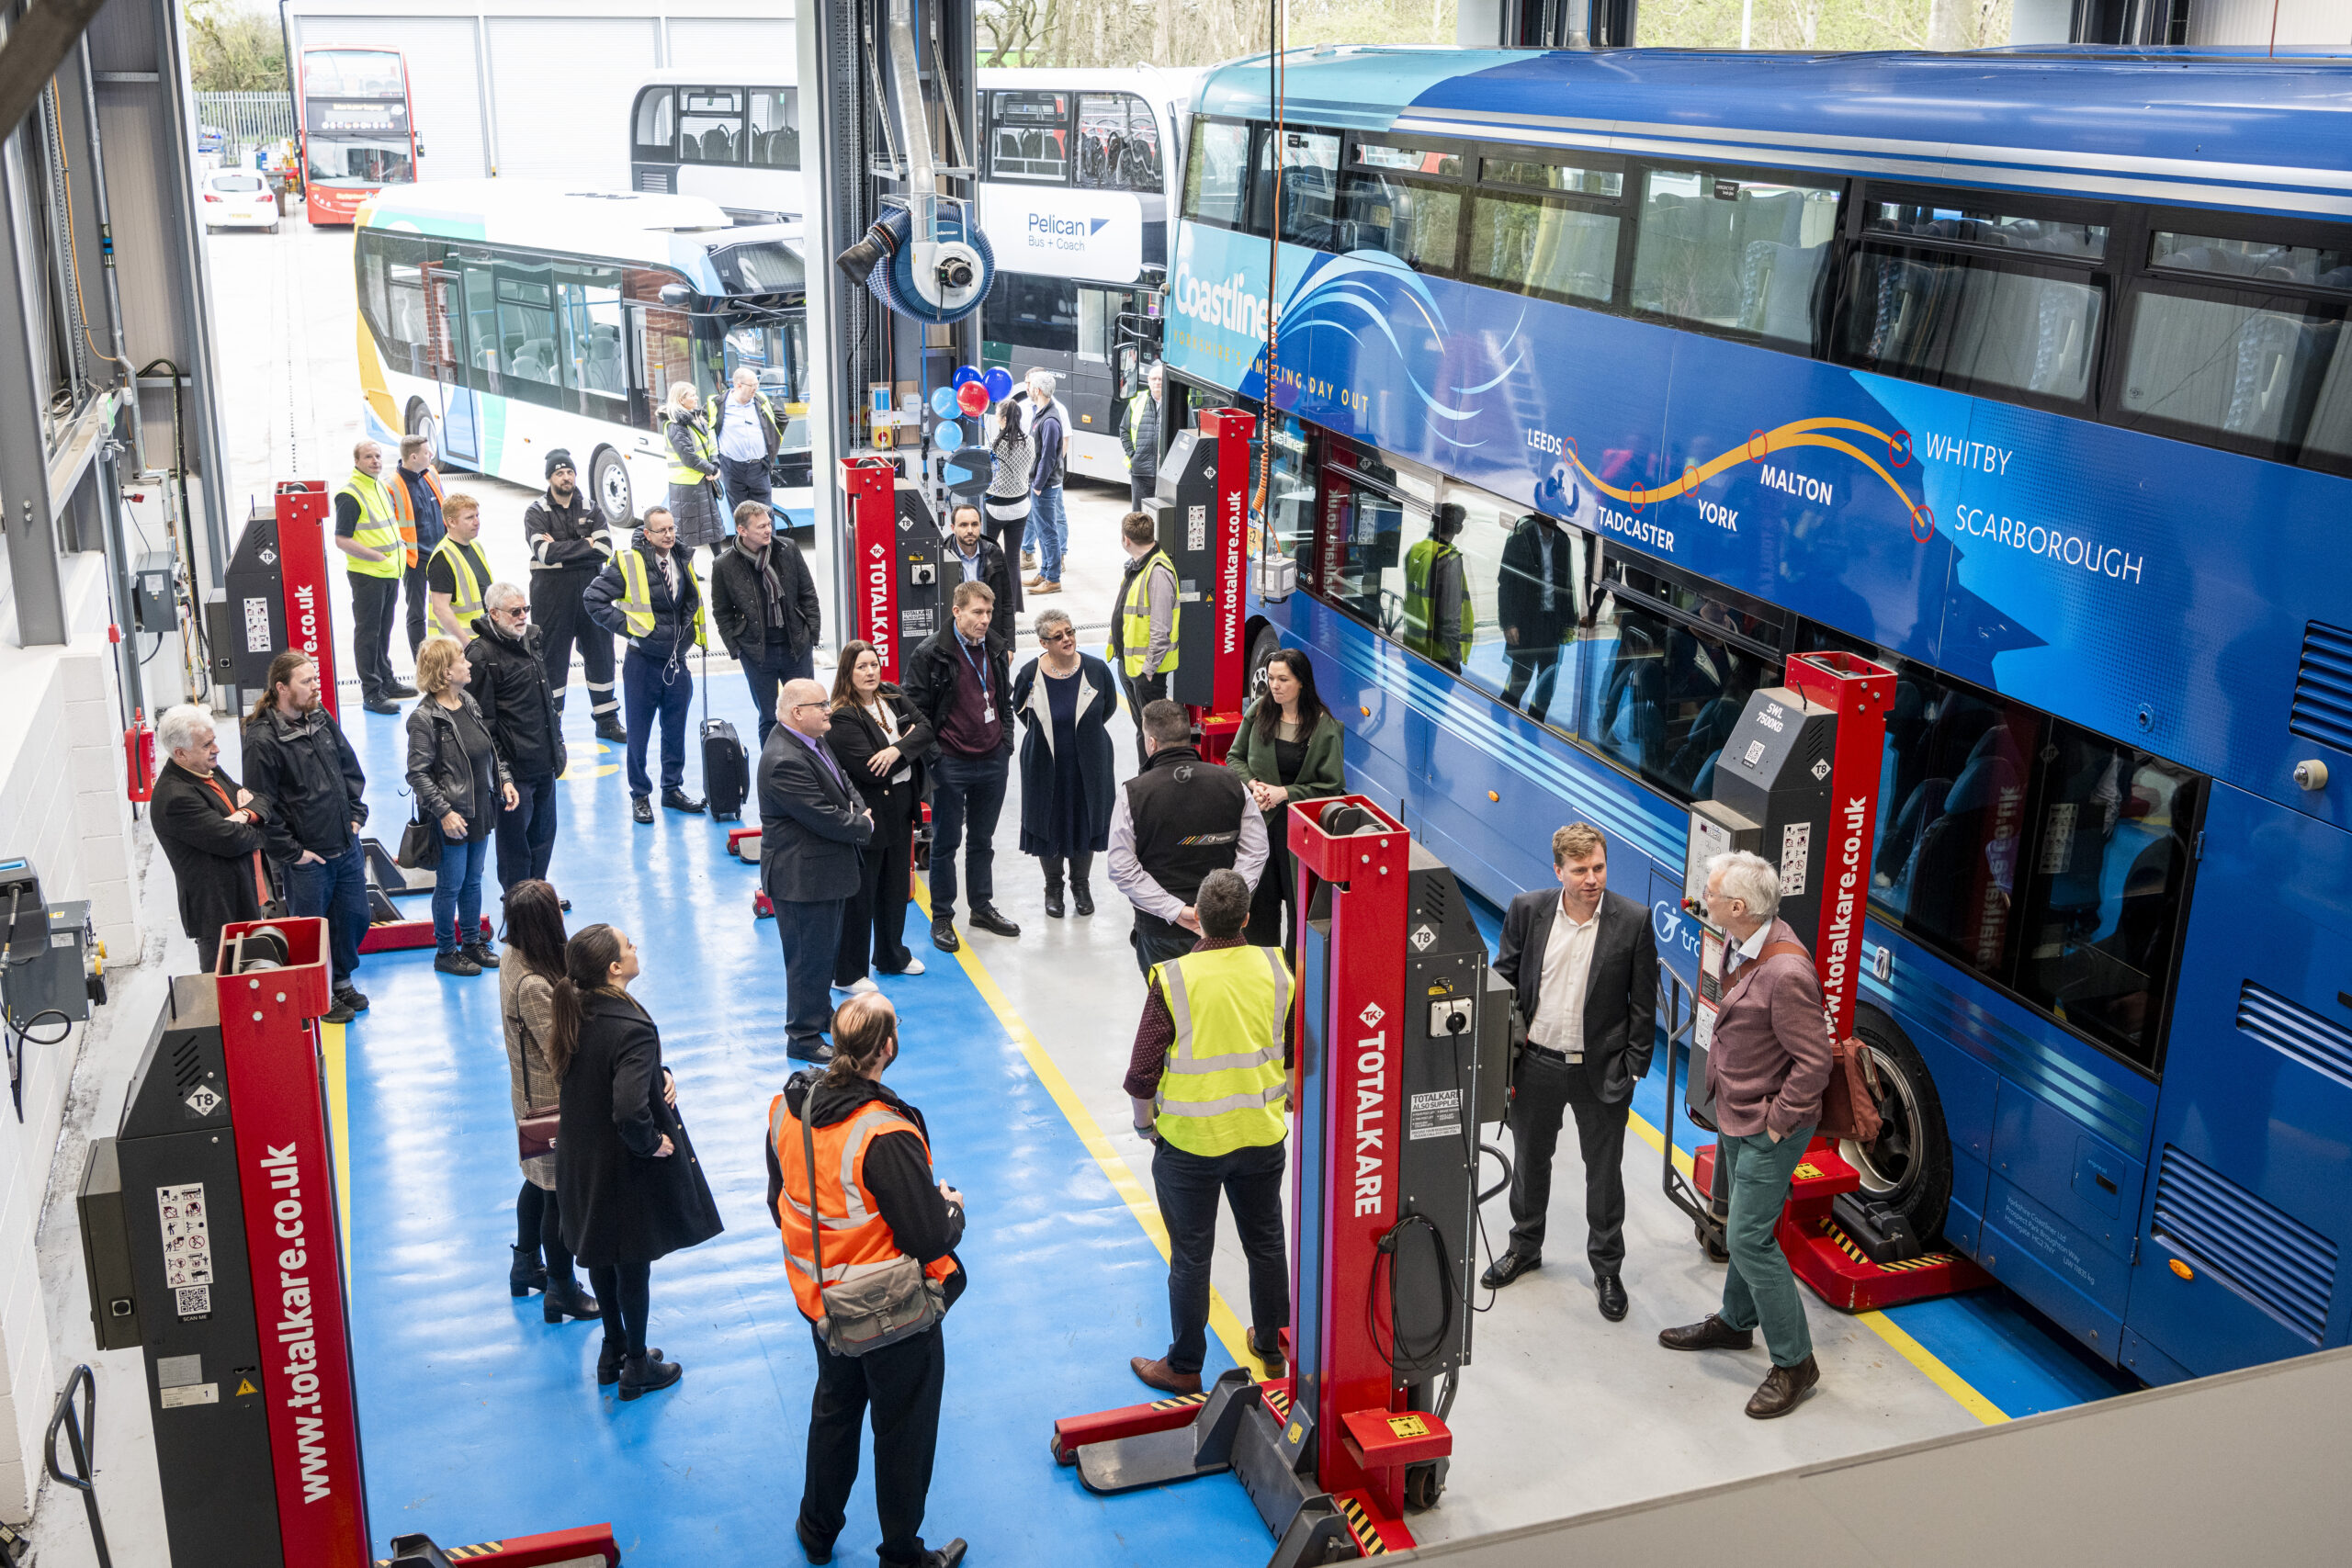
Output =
[{"x1": 1658, "y1": 849, "x2": 1834, "y2": 1419}]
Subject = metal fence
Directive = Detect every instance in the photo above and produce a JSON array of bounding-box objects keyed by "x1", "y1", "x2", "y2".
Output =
[{"x1": 192, "y1": 91, "x2": 296, "y2": 164}]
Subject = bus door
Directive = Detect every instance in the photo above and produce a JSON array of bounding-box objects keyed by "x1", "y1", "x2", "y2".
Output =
[
  {"x1": 430, "y1": 272, "x2": 481, "y2": 465},
  {"x1": 1068, "y1": 286, "x2": 1121, "y2": 447},
  {"x1": 2125, "y1": 780, "x2": 2352, "y2": 1380}
]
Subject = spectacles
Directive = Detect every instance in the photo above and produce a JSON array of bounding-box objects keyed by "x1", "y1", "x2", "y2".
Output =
[
  {"x1": 790, "y1": 701, "x2": 829, "y2": 713},
  {"x1": 1044, "y1": 629, "x2": 1076, "y2": 645}
]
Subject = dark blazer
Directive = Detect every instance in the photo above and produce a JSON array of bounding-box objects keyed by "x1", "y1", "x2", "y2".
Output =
[
  {"x1": 758, "y1": 724, "x2": 876, "y2": 904},
  {"x1": 151, "y1": 760, "x2": 271, "y2": 947},
  {"x1": 1494, "y1": 886, "x2": 1659, "y2": 1105},
  {"x1": 1498, "y1": 515, "x2": 1577, "y2": 649},
  {"x1": 827, "y1": 688, "x2": 933, "y2": 815},
  {"x1": 708, "y1": 538, "x2": 820, "y2": 661},
  {"x1": 556, "y1": 991, "x2": 724, "y2": 1269},
  {"x1": 1010, "y1": 652, "x2": 1118, "y2": 855}
]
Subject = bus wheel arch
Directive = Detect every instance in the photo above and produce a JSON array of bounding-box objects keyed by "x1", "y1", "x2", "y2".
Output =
[
  {"x1": 403, "y1": 398, "x2": 438, "y2": 454},
  {"x1": 1842, "y1": 1002, "x2": 1953, "y2": 1246},
  {"x1": 590, "y1": 447, "x2": 634, "y2": 528},
  {"x1": 1246, "y1": 617, "x2": 1280, "y2": 708}
]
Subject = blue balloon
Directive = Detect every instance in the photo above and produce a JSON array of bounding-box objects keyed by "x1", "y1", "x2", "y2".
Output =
[
  {"x1": 952, "y1": 366, "x2": 983, "y2": 389},
  {"x1": 982, "y1": 367, "x2": 1015, "y2": 401},
  {"x1": 934, "y1": 420, "x2": 964, "y2": 453},
  {"x1": 929, "y1": 386, "x2": 958, "y2": 418}
]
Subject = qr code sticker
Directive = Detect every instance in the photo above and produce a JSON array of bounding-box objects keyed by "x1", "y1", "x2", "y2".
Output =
[{"x1": 176, "y1": 1285, "x2": 212, "y2": 1318}]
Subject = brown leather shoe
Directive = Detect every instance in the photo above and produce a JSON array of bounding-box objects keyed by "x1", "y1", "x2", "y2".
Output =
[
  {"x1": 1745, "y1": 1353, "x2": 1820, "y2": 1419},
  {"x1": 1658, "y1": 1314, "x2": 1756, "y2": 1353},
  {"x1": 1129, "y1": 1356, "x2": 1202, "y2": 1395},
  {"x1": 1249, "y1": 1329, "x2": 1287, "y2": 1380}
]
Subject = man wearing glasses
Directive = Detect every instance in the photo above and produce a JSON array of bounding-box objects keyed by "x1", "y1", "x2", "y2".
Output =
[
  {"x1": 466, "y1": 581, "x2": 568, "y2": 897},
  {"x1": 758, "y1": 678, "x2": 876, "y2": 1063}
]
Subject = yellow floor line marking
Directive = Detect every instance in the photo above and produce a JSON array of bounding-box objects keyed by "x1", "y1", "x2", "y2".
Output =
[
  {"x1": 322, "y1": 1019, "x2": 354, "y2": 1272},
  {"x1": 913, "y1": 886, "x2": 1253, "y2": 1368},
  {"x1": 1630, "y1": 1107, "x2": 2007, "y2": 1425}
]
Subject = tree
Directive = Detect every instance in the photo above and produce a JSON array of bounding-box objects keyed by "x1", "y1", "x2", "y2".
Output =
[{"x1": 184, "y1": 1, "x2": 286, "y2": 94}]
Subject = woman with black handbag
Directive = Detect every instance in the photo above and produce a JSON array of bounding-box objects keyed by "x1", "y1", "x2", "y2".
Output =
[
  {"x1": 766, "y1": 994, "x2": 968, "y2": 1568},
  {"x1": 497, "y1": 879, "x2": 597, "y2": 1323},
  {"x1": 405, "y1": 636, "x2": 515, "y2": 976},
  {"x1": 549, "y1": 923, "x2": 724, "y2": 1399}
]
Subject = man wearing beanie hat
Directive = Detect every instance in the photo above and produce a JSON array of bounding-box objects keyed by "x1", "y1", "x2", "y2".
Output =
[{"x1": 524, "y1": 449, "x2": 626, "y2": 743}]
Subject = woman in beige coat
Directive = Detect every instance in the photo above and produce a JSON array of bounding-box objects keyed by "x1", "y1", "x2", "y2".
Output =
[{"x1": 501, "y1": 878, "x2": 599, "y2": 1323}]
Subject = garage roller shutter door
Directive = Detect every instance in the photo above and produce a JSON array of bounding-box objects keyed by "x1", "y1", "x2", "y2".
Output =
[
  {"x1": 288, "y1": 15, "x2": 486, "y2": 181},
  {"x1": 486, "y1": 17, "x2": 659, "y2": 186},
  {"x1": 665, "y1": 17, "x2": 796, "y2": 75}
]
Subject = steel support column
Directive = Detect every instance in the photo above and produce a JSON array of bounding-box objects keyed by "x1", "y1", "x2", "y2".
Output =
[{"x1": 0, "y1": 124, "x2": 69, "y2": 646}]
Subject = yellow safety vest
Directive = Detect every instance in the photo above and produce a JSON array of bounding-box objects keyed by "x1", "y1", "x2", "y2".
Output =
[
  {"x1": 1119, "y1": 547, "x2": 1180, "y2": 679},
  {"x1": 611, "y1": 547, "x2": 707, "y2": 647},
  {"x1": 664, "y1": 408, "x2": 717, "y2": 487},
  {"x1": 336, "y1": 470, "x2": 404, "y2": 580},
  {"x1": 1402, "y1": 537, "x2": 1472, "y2": 663},
  {"x1": 430, "y1": 536, "x2": 488, "y2": 626},
  {"x1": 1150, "y1": 945, "x2": 1292, "y2": 1157}
]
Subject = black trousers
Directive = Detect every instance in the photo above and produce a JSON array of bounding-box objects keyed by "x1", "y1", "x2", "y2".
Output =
[
  {"x1": 1153, "y1": 1137, "x2": 1289, "y2": 1374},
  {"x1": 347, "y1": 571, "x2": 401, "y2": 700},
  {"x1": 799, "y1": 1321, "x2": 945, "y2": 1566},
  {"x1": 588, "y1": 1258, "x2": 652, "y2": 1356},
  {"x1": 926, "y1": 750, "x2": 1009, "y2": 922},
  {"x1": 494, "y1": 773, "x2": 560, "y2": 895},
  {"x1": 1121, "y1": 671, "x2": 1170, "y2": 767},
  {"x1": 401, "y1": 556, "x2": 432, "y2": 658},
  {"x1": 741, "y1": 640, "x2": 814, "y2": 748},
  {"x1": 1246, "y1": 821, "x2": 1294, "y2": 949},
  {"x1": 839, "y1": 793, "x2": 916, "y2": 985},
  {"x1": 1505, "y1": 1049, "x2": 1631, "y2": 1275},
  {"x1": 719, "y1": 453, "x2": 773, "y2": 518},
  {"x1": 1501, "y1": 644, "x2": 1564, "y2": 725},
  {"x1": 775, "y1": 896, "x2": 846, "y2": 1055},
  {"x1": 1130, "y1": 911, "x2": 1197, "y2": 979},
  {"x1": 530, "y1": 567, "x2": 618, "y2": 723},
  {"x1": 515, "y1": 1181, "x2": 579, "y2": 1288}
]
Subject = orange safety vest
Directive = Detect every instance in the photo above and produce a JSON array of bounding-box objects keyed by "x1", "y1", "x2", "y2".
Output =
[
  {"x1": 769, "y1": 1088, "x2": 958, "y2": 1323},
  {"x1": 387, "y1": 468, "x2": 420, "y2": 569}
]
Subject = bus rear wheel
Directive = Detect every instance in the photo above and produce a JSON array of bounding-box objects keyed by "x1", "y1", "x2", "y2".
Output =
[
  {"x1": 404, "y1": 399, "x2": 440, "y2": 461},
  {"x1": 591, "y1": 448, "x2": 633, "y2": 528},
  {"x1": 1839, "y1": 1005, "x2": 1952, "y2": 1246},
  {"x1": 1246, "y1": 619, "x2": 1281, "y2": 707}
]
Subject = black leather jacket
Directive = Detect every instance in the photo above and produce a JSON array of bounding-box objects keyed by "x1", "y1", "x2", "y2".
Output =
[{"x1": 405, "y1": 692, "x2": 512, "y2": 828}]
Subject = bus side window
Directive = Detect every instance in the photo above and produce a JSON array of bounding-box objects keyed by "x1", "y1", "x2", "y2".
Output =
[
  {"x1": 558, "y1": 268, "x2": 628, "y2": 419},
  {"x1": 1182, "y1": 118, "x2": 1250, "y2": 230},
  {"x1": 680, "y1": 88, "x2": 744, "y2": 165},
  {"x1": 749, "y1": 89, "x2": 799, "y2": 171},
  {"x1": 460, "y1": 263, "x2": 502, "y2": 396},
  {"x1": 1632, "y1": 169, "x2": 1839, "y2": 350},
  {"x1": 633, "y1": 87, "x2": 675, "y2": 161}
]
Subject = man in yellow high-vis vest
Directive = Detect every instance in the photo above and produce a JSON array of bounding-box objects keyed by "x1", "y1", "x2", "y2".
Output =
[
  {"x1": 1107, "y1": 510, "x2": 1179, "y2": 767},
  {"x1": 426, "y1": 492, "x2": 492, "y2": 642},
  {"x1": 1121, "y1": 868, "x2": 1292, "y2": 1395},
  {"x1": 334, "y1": 439, "x2": 411, "y2": 714}
]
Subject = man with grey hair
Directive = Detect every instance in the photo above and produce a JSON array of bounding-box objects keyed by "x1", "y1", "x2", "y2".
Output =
[
  {"x1": 151, "y1": 704, "x2": 273, "y2": 971},
  {"x1": 1109, "y1": 699, "x2": 1266, "y2": 977},
  {"x1": 1122, "y1": 866, "x2": 1292, "y2": 1394},
  {"x1": 1023, "y1": 367, "x2": 1069, "y2": 589},
  {"x1": 1659, "y1": 848, "x2": 1835, "y2": 1420},
  {"x1": 759, "y1": 677, "x2": 876, "y2": 1062},
  {"x1": 467, "y1": 580, "x2": 566, "y2": 895}
]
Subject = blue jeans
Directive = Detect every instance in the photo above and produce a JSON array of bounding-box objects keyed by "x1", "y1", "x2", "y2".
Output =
[
  {"x1": 1029, "y1": 485, "x2": 1068, "y2": 583},
  {"x1": 621, "y1": 647, "x2": 694, "y2": 796},
  {"x1": 283, "y1": 837, "x2": 368, "y2": 987},
  {"x1": 432, "y1": 831, "x2": 491, "y2": 953},
  {"x1": 1717, "y1": 1126, "x2": 1818, "y2": 1367}
]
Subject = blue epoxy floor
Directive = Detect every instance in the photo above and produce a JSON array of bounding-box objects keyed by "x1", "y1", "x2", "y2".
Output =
[{"x1": 333, "y1": 674, "x2": 1269, "y2": 1563}]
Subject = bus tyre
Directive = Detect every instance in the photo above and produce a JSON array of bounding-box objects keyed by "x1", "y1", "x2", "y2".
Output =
[
  {"x1": 1246, "y1": 619, "x2": 1280, "y2": 708},
  {"x1": 591, "y1": 448, "x2": 633, "y2": 528},
  {"x1": 404, "y1": 400, "x2": 440, "y2": 461},
  {"x1": 1840, "y1": 1005, "x2": 1952, "y2": 1246}
]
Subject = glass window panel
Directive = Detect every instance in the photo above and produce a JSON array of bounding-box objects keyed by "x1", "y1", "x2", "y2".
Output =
[
  {"x1": 748, "y1": 89, "x2": 799, "y2": 170},
  {"x1": 633, "y1": 89, "x2": 674, "y2": 156},
  {"x1": 460, "y1": 262, "x2": 501, "y2": 392},
  {"x1": 1314, "y1": 447, "x2": 1439, "y2": 644},
  {"x1": 1252, "y1": 129, "x2": 1340, "y2": 249},
  {"x1": 2151, "y1": 231, "x2": 2352, "y2": 288},
  {"x1": 1634, "y1": 170, "x2": 1840, "y2": 343},
  {"x1": 1078, "y1": 288, "x2": 1110, "y2": 363},
  {"x1": 302, "y1": 51, "x2": 402, "y2": 96},
  {"x1": 1578, "y1": 582, "x2": 1774, "y2": 801},
  {"x1": 2120, "y1": 291, "x2": 2346, "y2": 448},
  {"x1": 1077, "y1": 94, "x2": 1159, "y2": 191},
  {"x1": 494, "y1": 273, "x2": 560, "y2": 405},
  {"x1": 989, "y1": 89, "x2": 1069, "y2": 181},
  {"x1": 1480, "y1": 157, "x2": 1620, "y2": 197},
  {"x1": 1182, "y1": 118, "x2": 1251, "y2": 227},
  {"x1": 1469, "y1": 194, "x2": 1618, "y2": 303},
  {"x1": 1491, "y1": 509, "x2": 1585, "y2": 728},
  {"x1": 679, "y1": 89, "x2": 744, "y2": 165},
  {"x1": 980, "y1": 272, "x2": 1079, "y2": 355},
  {"x1": 557, "y1": 270, "x2": 626, "y2": 414},
  {"x1": 2012, "y1": 735, "x2": 2198, "y2": 1069},
  {"x1": 1264, "y1": 413, "x2": 1317, "y2": 580},
  {"x1": 1839, "y1": 251, "x2": 2101, "y2": 401},
  {"x1": 1357, "y1": 142, "x2": 1462, "y2": 178},
  {"x1": 1337, "y1": 173, "x2": 1459, "y2": 272},
  {"x1": 1868, "y1": 200, "x2": 2107, "y2": 259}
]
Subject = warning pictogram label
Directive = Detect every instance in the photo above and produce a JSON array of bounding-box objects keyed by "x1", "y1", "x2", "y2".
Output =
[
  {"x1": 1410, "y1": 924, "x2": 1435, "y2": 952},
  {"x1": 184, "y1": 1085, "x2": 220, "y2": 1117}
]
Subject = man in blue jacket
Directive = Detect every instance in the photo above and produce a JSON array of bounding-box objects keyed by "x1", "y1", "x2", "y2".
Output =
[{"x1": 584, "y1": 506, "x2": 707, "y2": 823}]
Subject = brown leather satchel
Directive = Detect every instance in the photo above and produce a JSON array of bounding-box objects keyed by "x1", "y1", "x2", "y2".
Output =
[
  {"x1": 514, "y1": 1015, "x2": 561, "y2": 1160},
  {"x1": 1754, "y1": 940, "x2": 1883, "y2": 1145}
]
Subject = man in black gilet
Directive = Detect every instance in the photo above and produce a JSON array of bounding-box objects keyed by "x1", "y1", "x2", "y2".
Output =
[{"x1": 1107, "y1": 700, "x2": 1268, "y2": 977}]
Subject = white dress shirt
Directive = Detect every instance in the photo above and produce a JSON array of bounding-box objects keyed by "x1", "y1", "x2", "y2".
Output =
[
  {"x1": 1106, "y1": 788, "x2": 1268, "y2": 922},
  {"x1": 1527, "y1": 896, "x2": 1600, "y2": 1056}
]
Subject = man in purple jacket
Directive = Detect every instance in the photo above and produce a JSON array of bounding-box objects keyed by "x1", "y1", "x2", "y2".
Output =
[{"x1": 1658, "y1": 849, "x2": 1834, "y2": 1420}]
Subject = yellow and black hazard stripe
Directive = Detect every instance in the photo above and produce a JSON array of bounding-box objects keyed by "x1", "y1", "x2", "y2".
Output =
[
  {"x1": 1818, "y1": 1217, "x2": 1960, "y2": 1274},
  {"x1": 1148, "y1": 1390, "x2": 1212, "y2": 1412},
  {"x1": 1337, "y1": 1495, "x2": 1389, "y2": 1556},
  {"x1": 1263, "y1": 1385, "x2": 1293, "y2": 1419},
  {"x1": 375, "y1": 1544, "x2": 506, "y2": 1565}
]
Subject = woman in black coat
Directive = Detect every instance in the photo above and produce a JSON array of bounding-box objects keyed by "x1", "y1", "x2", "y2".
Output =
[
  {"x1": 828, "y1": 640, "x2": 935, "y2": 988},
  {"x1": 549, "y1": 923, "x2": 723, "y2": 1399},
  {"x1": 1010, "y1": 607, "x2": 1117, "y2": 919}
]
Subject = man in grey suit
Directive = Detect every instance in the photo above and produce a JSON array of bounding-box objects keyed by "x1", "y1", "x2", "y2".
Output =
[
  {"x1": 759, "y1": 678, "x2": 875, "y2": 1065},
  {"x1": 1484, "y1": 821, "x2": 1660, "y2": 1321}
]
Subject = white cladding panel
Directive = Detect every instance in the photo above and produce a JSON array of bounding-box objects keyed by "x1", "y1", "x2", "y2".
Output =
[
  {"x1": 288, "y1": 15, "x2": 488, "y2": 179},
  {"x1": 663, "y1": 18, "x2": 797, "y2": 75},
  {"x1": 485, "y1": 17, "x2": 660, "y2": 185}
]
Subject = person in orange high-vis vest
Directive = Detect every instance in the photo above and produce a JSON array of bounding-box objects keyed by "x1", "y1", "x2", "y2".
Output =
[{"x1": 766, "y1": 993, "x2": 968, "y2": 1568}]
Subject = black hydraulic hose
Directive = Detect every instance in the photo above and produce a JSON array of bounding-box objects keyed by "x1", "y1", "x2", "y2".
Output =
[{"x1": 1476, "y1": 1141, "x2": 1513, "y2": 1206}]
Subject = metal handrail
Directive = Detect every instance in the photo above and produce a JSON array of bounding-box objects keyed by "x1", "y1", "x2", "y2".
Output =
[
  {"x1": 1657, "y1": 971, "x2": 1725, "y2": 1252},
  {"x1": 44, "y1": 1364, "x2": 110, "y2": 1567}
]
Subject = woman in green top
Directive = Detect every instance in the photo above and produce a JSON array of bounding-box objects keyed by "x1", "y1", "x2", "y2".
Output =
[{"x1": 1227, "y1": 649, "x2": 1345, "y2": 948}]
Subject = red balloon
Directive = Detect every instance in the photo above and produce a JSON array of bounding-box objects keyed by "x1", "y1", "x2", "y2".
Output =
[{"x1": 956, "y1": 380, "x2": 990, "y2": 416}]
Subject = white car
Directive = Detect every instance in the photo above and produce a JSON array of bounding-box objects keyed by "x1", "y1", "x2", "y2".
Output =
[{"x1": 201, "y1": 169, "x2": 279, "y2": 233}]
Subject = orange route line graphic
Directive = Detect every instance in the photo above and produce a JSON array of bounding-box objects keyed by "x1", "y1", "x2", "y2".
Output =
[{"x1": 1557, "y1": 416, "x2": 1932, "y2": 540}]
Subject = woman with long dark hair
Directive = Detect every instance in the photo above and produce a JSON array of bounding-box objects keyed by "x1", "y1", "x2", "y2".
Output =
[
  {"x1": 497, "y1": 880, "x2": 596, "y2": 1322},
  {"x1": 548, "y1": 923, "x2": 723, "y2": 1398},
  {"x1": 1226, "y1": 649, "x2": 1345, "y2": 947},
  {"x1": 984, "y1": 398, "x2": 1034, "y2": 591},
  {"x1": 828, "y1": 640, "x2": 934, "y2": 989}
]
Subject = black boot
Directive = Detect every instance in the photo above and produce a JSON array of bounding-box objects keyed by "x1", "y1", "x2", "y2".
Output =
[
  {"x1": 596, "y1": 1338, "x2": 627, "y2": 1387},
  {"x1": 508, "y1": 1245, "x2": 546, "y2": 1298},
  {"x1": 618, "y1": 1349, "x2": 684, "y2": 1401},
  {"x1": 1070, "y1": 854, "x2": 1095, "y2": 917},
  {"x1": 543, "y1": 1273, "x2": 601, "y2": 1324},
  {"x1": 1043, "y1": 858, "x2": 1066, "y2": 919}
]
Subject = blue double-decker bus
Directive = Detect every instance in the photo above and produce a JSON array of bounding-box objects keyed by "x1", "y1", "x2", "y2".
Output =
[{"x1": 1164, "y1": 45, "x2": 2352, "y2": 1384}]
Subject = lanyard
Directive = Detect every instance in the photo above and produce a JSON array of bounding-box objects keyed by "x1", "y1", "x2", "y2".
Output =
[{"x1": 956, "y1": 635, "x2": 990, "y2": 697}]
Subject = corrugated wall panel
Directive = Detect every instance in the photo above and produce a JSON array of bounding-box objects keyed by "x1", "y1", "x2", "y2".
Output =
[{"x1": 485, "y1": 17, "x2": 659, "y2": 186}]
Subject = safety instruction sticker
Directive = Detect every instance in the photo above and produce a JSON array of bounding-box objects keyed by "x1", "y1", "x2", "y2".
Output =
[
  {"x1": 1779, "y1": 821, "x2": 1811, "y2": 897},
  {"x1": 1407, "y1": 1089, "x2": 1461, "y2": 1142},
  {"x1": 156, "y1": 1182, "x2": 214, "y2": 1318},
  {"x1": 1187, "y1": 504, "x2": 1207, "y2": 551}
]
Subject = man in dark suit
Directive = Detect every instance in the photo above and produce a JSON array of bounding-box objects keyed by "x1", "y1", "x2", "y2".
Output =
[
  {"x1": 759, "y1": 678, "x2": 875, "y2": 1064},
  {"x1": 1485, "y1": 821, "x2": 1659, "y2": 1321},
  {"x1": 151, "y1": 705, "x2": 275, "y2": 973}
]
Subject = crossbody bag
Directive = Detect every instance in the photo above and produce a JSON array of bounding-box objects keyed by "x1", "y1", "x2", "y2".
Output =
[
  {"x1": 799, "y1": 1085, "x2": 945, "y2": 1357},
  {"x1": 1755, "y1": 940, "x2": 1883, "y2": 1145},
  {"x1": 514, "y1": 1005, "x2": 561, "y2": 1160}
]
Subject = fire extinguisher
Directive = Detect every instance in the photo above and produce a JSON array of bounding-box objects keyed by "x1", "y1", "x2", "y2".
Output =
[{"x1": 124, "y1": 710, "x2": 156, "y2": 804}]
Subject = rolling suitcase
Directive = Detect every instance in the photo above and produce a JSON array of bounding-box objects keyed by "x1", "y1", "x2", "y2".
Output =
[{"x1": 698, "y1": 646, "x2": 748, "y2": 820}]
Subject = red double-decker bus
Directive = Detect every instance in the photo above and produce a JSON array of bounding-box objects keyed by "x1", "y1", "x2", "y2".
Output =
[{"x1": 298, "y1": 48, "x2": 418, "y2": 226}]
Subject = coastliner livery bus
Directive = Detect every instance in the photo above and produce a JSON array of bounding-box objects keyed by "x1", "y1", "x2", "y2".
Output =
[
  {"x1": 299, "y1": 47, "x2": 420, "y2": 226},
  {"x1": 1170, "y1": 46, "x2": 2352, "y2": 1385},
  {"x1": 354, "y1": 183, "x2": 811, "y2": 536}
]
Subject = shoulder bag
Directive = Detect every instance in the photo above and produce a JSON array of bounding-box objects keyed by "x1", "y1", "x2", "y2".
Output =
[
  {"x1": 799, "y1": 1085, "x2": 945, "y2": 1357},
  {"x1": 396, "y1": 802, "x2": 443, "y2": 870},
  {"x1": 514, "y1": 1002, "x2": 561, "y2": 1160},
  {"x1": 1756, "y1": 940, "x2": 1883, "y2": 1145}
]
